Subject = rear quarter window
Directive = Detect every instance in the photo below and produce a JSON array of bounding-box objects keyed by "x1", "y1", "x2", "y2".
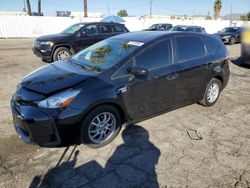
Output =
[
  {"x1": 175, "y1": 36, "x2": 206, "y2": 62},
  {"x1": 113, "y1": 25, "x2": 125, "y2": 33},
  {"x1": 202, "y1": 36, "x2": 221, "y2": 55}
]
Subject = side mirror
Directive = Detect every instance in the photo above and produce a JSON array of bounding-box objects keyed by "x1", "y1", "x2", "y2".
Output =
[
  {"x1": 77, "y1": 31, "x2": 86, "y2": 37},
  {"x1": 77, "y1": 32, "x2": 81, "y2": 37},
  {"x1": 127, "y1": 66, "x2": 148, "y2": 77}
]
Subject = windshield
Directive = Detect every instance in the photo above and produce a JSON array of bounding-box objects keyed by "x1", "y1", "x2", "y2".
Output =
[
  {"x1": 71, "y1": 38, "x2": 143, "y2": 72},
  {"x1": 149, "y1": 24, "x2": 157, "y2": 30},
  {"x1": 220, "y1": 27, "x2": 238, "y2": 33},
  {"x1": 62, "y1": 24, "x2": 85, "y2": 35},
  {"x1": 171, "y1": 26, "x2": 187, "y2": 31}
]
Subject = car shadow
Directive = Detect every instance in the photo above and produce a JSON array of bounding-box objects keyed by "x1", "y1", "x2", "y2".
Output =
[
  {"x1": 231, "y1": 57, "x2": 250, "y2": 69},
  {"x1": 29, "y1": 125, "x2": 161, "y2": 188}
]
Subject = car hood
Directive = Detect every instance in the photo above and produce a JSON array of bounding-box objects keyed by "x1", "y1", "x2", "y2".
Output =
[
  {"x1": 20, "y1": 61, "x2": 96, "y2": 95},
  {"x1": 215, "y1": 32, "x2": 233, "y2": 37},
  {"x1": 36, "y1": 33, "x2": 69, "y2": 41}
]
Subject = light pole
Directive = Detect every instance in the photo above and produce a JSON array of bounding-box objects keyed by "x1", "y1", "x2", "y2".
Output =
[
  {"x1": 230, "y1": 5, "x2": 233, "y2": 27},
  {"x1": 150, "y1": 1, "x2": 153, "y2": 19},
  {"x1": 84, "y1": 0, "x2": 88, "y2": 17}
]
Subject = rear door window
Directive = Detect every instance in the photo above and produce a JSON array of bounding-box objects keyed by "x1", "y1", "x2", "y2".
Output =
[
  {"x1": 99, "y1": 25, "x2": 113, "y2": 34},
  {"x1": 175, "y1": 36, "x2": 206, "y2": 62},
  {"x1": 136, "y1": 39, "x2": 172, "y2": 70}
]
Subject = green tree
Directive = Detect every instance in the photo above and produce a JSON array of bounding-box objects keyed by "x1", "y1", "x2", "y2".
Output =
[
  {"x1": 213, "y1": 0, "x2": 222, "y2": 20},
  {"x1": 247, "y1": 12, "x2": 250, "y2": 20},
  {"x1": 240, "y1": 15, "x2": 248, "y2": 21},
  {"x1": 205, "y1": 16, "x2": 212, "y2": 20},
  {"x1": 240, "y1": 12, "x2": 250, "y2": 21},
  {"x1": 117, "y1": 9, "x2": 128, "y2": 17}
]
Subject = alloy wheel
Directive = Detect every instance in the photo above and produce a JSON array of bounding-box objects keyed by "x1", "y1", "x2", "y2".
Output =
[
  {"x1": 207, "y1": 83, "x2": 219, "y2": 103},
  {"x1": 88, "y1": 112, "x2": 116, "y2": 144},
  {"x1": 57, "y1": 50, "x2": 70, "y2": 60}
]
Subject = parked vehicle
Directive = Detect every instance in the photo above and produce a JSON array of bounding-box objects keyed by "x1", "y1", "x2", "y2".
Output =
[
  {"x1": 214, "y1": 27, "x2": 243, "y2": 45},
  {"x1": 32, "y1": 22, "x2": 129, "y2": 63},
  {"x1": 241, "y1": 28, "x2": 250, "y2": 65},
  {"x1": 11, "y1": 31, "x2": 230, "y2": 148},
  {"x1": 170, "y1": 25, "x2": 206, "y2": 33},
  {"x1": 144, "y1": 23, "x2": 173, "y2": 31}
]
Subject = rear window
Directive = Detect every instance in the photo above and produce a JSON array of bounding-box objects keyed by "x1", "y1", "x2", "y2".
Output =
[
  {"x1": 193, "y1": 28, "x2": 203, "y2": 33},
  {"x1": 175, "y1": 36, "x2": 206, "y2": 62}
]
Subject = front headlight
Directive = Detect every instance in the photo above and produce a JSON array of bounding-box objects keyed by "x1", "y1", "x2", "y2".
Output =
[
  {"x1": 222, "y1": 35, "x2": 231, "y2": 39},
  {"x1": 40, "y1": 41, "x2": 54, "y2": 46},
  {"x1": 37, "y1": 89, "x2": 81, "y2": 109}
]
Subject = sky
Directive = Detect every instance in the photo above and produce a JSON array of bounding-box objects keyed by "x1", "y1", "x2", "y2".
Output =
[{"x1": 0, "y1": 0, "x2": 249, "y2": 17}]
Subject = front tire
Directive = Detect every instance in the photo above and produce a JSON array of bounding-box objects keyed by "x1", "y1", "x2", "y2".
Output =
[
  {"x1": 199, "y1": 78, "x2": 222, "y2": 107},
  {"x1": 229, "y1": 37, "x2": 236, "y2": 45},
  {"x1": 80, "y1": 105, "x2": 122, "y2": 148},
  {"x1": 53, "y1": 47, "x2": 72, "y2": 62}
]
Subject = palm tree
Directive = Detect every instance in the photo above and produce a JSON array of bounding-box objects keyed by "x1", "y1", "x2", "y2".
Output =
[
  {"x1": 84, "y1": 0, "x2": 88, "y2": 17},
  {"x1": 214, "y1": 0, "x2": 222, "y2": 20},
  {"x1": 38, "y1": 0, "x2": 41, "y2": 16},
  {"x1": 25, "y1": 0, "x2": 32, "y2": 15}
]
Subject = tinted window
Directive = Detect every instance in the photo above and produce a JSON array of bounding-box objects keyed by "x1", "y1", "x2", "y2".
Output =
[
  {"x1": 193, "y1": 28, "x2": 202, "y2": 33},
  {"x1": 113, "y1": 25, "x2": 125, "y2": 32},
  {"x1": 186, "y1": 27, "x2": 195, "y2": 32},
  {"x1": 164, "y1": 24, "x2": 173, "y2": 30},
  {"x1": 221, "y1": 27, "x2": 239, "y2": 33},
  {"x1": 136, "y1": 39, "x2": 172, "y2": 69},
  {"x1": 99, "y1": 25, "x2": 112, "y2": 34},
  {"x1": 175, "y1": 36, "x2": 206, "y2": 62},
  {"x1": 203, "y1": 36, "x2": 220, "y2": 55},
  {"x1": 82, "y1": 24, "x2": 96, "y2": 35},
  {"x1": 62, "y1": 24, "x2": 85, "y2": 35}
]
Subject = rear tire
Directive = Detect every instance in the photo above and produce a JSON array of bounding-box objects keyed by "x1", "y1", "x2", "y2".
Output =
[
  {"x1": 199, "y1": 78, "x2": 222, "y2": 107},
  {"x1": 53, "y1": 47, "x2": 72, "y2": 62},
  {"x1": 80, "y1": 105, "x2": 122, "y2": 148}
]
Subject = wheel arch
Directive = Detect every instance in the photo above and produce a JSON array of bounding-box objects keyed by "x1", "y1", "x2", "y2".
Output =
[
  {"x1": 82, "y1": 101, "x2": 128, "y2": 126},
  {"x1": 214, "y1": 75, "x2": 223, "y2": 85},
  {"x1": 52, "y1": 43, "x2": 75, "y2": 56}
]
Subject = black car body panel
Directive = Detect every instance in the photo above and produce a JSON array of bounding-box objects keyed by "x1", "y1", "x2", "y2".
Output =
[
  {"x1": 12, "y1": 31, "x2": 230, "y2": 147},
  {"x1": 144, "y1": 23, "x2": 173, "y2": 31},
  {"x1": 214, "y1": 27, "x2": 242, "y2": 44},
  {"x1": 32, "y1": 22, "x2": 129, "y2": 62},
  {"x1": 21, "y1": 61, "x2": 96, "y2": 94}
]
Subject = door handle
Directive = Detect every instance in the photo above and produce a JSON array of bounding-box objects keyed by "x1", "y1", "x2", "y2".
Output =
[
  {"x1": 167, "y1": 73, "x2": 177, "y2": 80},
  {"x1": 206, "y1": 62, "x2": 213, "y2": 69}
]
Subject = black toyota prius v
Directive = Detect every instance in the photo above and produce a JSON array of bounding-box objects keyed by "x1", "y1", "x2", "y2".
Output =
[{"x1": 11, "y1": 31, "x2": 230, "y2": 148}]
